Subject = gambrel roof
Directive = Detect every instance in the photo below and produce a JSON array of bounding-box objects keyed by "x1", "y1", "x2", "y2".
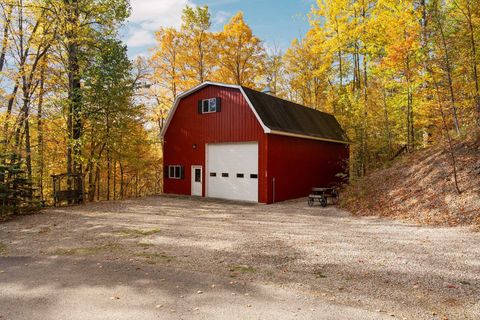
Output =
[
  {"x1": 161, "y1": 82, "x2": 349, "y2": 144},
  {"x1": 241, "y1": 86, "x2": 348, "y2": 143}
]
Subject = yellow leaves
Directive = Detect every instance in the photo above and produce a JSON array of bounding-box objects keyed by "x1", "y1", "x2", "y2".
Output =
[
  {"x1": 150, "y1": 27, "x2": 183, "y2": 99},
  {"x1": 211, "y1": 12, "x2": 265, "y2": 87},
  {"x1": 220, "y1": 12, "x2": 252, "y2": 40},
  {"x1": 150, "y1": 9, "x2": 266, "y2": 92},
  {"x1": 283, "y1": 33, "x2": 330, "y2": 110}
]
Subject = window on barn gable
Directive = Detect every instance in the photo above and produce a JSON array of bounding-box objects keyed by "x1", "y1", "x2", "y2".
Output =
[{"x1": 199, "y1": 98, "x2": 221, "y2": 113}]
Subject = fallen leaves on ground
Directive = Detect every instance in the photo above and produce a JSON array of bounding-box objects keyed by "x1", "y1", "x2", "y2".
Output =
[{"x1": 341, "y1": 137, "x2": 480, "y2": 228}]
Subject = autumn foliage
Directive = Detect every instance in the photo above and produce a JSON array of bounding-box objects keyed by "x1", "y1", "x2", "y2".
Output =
[
  {"x1": 149, "y1": 2, "x2": 479, "y2": 184},
  {"x1": 0, "y1": 0, "x2": 161, "y2": 216},
  {"x1": 1, "y1": 0, "x2": 479, "y2": 216}
]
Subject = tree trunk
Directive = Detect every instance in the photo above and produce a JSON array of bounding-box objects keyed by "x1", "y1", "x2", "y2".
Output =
[
  {"x1": 361, "y1": 3, "x2": 368, "y2": 177},
  {"x1": 65, "y1": 0, "x2": 83, "y2": 177},
  {"x1": 383, "y1": 88, "x2": 393, "y2": 157},
  {"x1": 407, "y1": 86, "x2": 414, "y2": 151},
  {"x1": 119, "y1": 162, "x2": 124, "y2": 199},
  {"x1": 335, "y1": 17, "x2": 343, "y2": 88},
  {"x1": 464, "y1": 0, "x2": 480, "y2": 127},
  {"x1": 24, "y1": 119, "x2": 32, "y2": 183},
  {"x1": 21, "y1": 83, "x2": 33, "y2": 185},
  {"x1": 106, "y1": 149, "x2": 110, "y2": 200},
  {"x1": 37, "y1": 66, "x2": 45, "y2": 202},
  {"x1": 436, "y1": 7, "x2": 461, "y2": 134},
  {"x1": 0, "y1": 3, "x2": 12, "y2": 73},
  {"x1": 113, "y1": 160, "x2": 116, "y2": 200},
  {"x1": 135, "y1": 172, "x2": 138, "y2": 197},
  {"x1": 96, "y1": 166, "x2": 101, "y2": 201},
  {"x1": 427, "y1": 51, "x2": 461, "y2": 194},
  {"x1": 88, "y1": 161, "x2": 95, "y2": 202},
  {"x1": 439, "y1": 102, "x2": 461, "y2": 194},
  {"x1": 405, "y1": 48, "x2": 414, "y2": 152},
  {"x1": 2, "y1": 83, "x2": 19, "y2": 154},
  {"x1": 106, "y1": 110, "x2": 110, "y2": 200},
  {"x1": 87, "y1": 132, "x2": 95, "y2": 202},
  {"x1": 420, "y1": 0, "x2": 429, "y2": 72}
]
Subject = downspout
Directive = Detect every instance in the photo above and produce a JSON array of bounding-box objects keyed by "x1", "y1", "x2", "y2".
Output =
[{"x1": 272, "y1": 177, "x2": 276, "y2": 203}]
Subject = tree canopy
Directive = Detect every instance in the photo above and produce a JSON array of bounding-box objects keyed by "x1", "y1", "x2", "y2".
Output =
[{"x1": 1, "y1": 0, "x2": 478, "y2": 215}]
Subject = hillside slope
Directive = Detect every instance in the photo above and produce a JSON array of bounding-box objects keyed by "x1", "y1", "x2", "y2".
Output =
[{"x1": 341, "y1": 137, "x2": 480, "y2": 227}]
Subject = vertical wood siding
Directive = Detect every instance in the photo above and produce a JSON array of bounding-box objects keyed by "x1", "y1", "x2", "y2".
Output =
[
  {"x1": 163, "y1": 85, "x2": 268, "y2": 202},
  {"x1": 266, "y1": 134, "x2": 349, "y2": 203}
]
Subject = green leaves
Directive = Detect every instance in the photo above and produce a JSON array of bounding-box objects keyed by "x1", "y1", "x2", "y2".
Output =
[{"x1": 0, "y1": 153, "x2": 39, "y2": 217}]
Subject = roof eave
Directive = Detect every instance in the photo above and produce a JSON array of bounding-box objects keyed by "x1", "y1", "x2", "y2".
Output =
[{"x1": 268, "y1": 129, "x2": 350, "y2": 145}]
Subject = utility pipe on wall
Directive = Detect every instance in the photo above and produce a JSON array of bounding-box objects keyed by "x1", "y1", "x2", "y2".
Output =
[{"x1": 272, "y1": 177, "x2": 276, "y2": 203}]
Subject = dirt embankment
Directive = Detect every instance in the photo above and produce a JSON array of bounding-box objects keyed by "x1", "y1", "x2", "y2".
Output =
[{"x1": 341, "y1": 137, "x2": 480, "y2": 227}]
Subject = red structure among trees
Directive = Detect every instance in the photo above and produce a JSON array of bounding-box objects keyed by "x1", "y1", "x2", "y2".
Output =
[{"x1": 161, "y1": 82, "x2": 349, "y2": 204}]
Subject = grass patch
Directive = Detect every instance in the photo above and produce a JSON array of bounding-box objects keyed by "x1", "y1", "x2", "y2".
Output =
[
  {"x1": 313, "y1": 269, "x2": 327, "y2": 278},
  {"x1": 229, "y1": 264, "x2": 256, "y2": 273},
  {"x1": 0, "y1": 242, "x2": 7, "y2": 255},
  {"x1": 38, "y1": 227, "x2": 51, "y2": 234},
  {"x1": 264, "y1": 268, "x2": 275, "y2": 277},
  {"x1": 53, "y1": 243, "x2": 120, "y2": 256},
  {"x1": 137, "y1": 242, "x2": 154, "y2": 248},
  {"x1": 135, "y1": 252, "x2": 173, "y2": 262},
  {"x1": 117, "y1": 228, "x2": 161, "y2": 237}
]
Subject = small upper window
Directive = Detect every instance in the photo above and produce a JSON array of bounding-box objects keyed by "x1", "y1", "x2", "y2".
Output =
[{"x1": 202, "y1": 98, "x2": 218, "y2": 113}]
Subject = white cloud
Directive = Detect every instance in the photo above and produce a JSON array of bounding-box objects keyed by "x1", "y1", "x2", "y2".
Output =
[
  {"x1": 125, "y1": 28, "x2": 155, "y2": 47},
  {"x1": 131, "y1": 51, "x2": 149, "y2": 63},
  {"x1": 212, "y1": 10, "x2": 232, "y2": 27},
  {"x1": 129, "y1": 0, "x2": 191, "y2": 29},
  {"x1": 125, "y1": 0, "x2": 192, "y2": 48}
]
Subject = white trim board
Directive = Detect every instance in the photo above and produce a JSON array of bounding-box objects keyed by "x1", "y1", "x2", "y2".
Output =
[
  {"x1": 160, "y1": 81, "x2": 349, "y2": 144},
  {"x1": 268, "y1": 130, "x2": 350, "y2": 145}
]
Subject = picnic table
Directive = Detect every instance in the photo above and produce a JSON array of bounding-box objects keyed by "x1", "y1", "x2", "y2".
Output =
[{"x1": 308, "y1": 187, "x2": 339, "y2": 207}]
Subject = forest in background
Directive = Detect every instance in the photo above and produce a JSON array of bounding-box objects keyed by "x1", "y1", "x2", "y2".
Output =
[
  {"x1": 1, "y1": 0, "x2": 479, "y2": 216},
  {"x1": 146, "y1": 0, "x2": 480, "y2": 179},
  {"x1": 0, "y1": 0, "x2": 161, "y2": 215}
]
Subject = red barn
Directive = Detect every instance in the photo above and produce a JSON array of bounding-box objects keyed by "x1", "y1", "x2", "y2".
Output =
[{"x1": 161, "y1": 82, "x2": 349, "y2": 204}]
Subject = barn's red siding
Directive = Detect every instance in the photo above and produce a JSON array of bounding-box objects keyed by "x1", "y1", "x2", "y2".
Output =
[
  {"x1": 164, "y1": 84, "x2": 349, "y2": 204},
  {"x1": 163, "y1": 85, "x2": 269, "y2": 203},
  {"x1": 265, "y1": 134, "x2": 349, "y2": 203}
]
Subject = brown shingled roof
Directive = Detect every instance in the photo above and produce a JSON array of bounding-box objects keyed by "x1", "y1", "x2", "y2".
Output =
[{"x1": 241, "y1": 86, "x2": 348, "y2": 143}]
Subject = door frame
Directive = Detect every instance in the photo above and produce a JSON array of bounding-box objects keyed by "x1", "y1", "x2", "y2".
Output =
[{"x1": 191, "y1": 165, "x2": 203, "y2": 196}]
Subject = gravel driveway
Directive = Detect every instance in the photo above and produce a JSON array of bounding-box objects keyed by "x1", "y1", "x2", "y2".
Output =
[{"x1": 0, "y1": 195, "x2": 478, "y2": 320}]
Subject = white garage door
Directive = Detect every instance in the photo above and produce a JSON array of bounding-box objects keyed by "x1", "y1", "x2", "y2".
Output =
[{"x1": 206, "y1": 142, "x2": 258, "y2": 202}]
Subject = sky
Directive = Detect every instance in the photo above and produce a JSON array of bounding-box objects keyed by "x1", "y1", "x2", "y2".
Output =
[{"x1": 122, "y1": 0, "x2": 316, "y2": 59}]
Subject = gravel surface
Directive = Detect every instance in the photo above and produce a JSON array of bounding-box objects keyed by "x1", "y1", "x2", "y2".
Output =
[{"x1": 0, "y1": 195, "x2": 479, "y2": 320}]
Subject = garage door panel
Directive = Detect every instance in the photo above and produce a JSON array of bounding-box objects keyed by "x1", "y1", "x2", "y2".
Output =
[{"x1": 207, "y1": 143, "x2": 258, "y2": 202}]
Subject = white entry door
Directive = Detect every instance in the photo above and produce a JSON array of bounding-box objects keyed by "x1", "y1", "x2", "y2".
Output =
[
  {"x1": 191, "y1": 166, "x2": 202, "y2": 196},
  {"x1": 206, "y1": 142, "x2": 258, "y2": 202}
]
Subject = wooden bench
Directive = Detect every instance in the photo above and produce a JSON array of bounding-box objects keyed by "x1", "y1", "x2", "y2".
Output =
[
  {"x1": 53, "y1": 190, "x2": 83, "y2": 206},
  {"x1": 52, "y1": 173, "x2": 84, "y2": 206},
  {"x1": 308, "y1": 187, "x2": 339, "y2": 207}
]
